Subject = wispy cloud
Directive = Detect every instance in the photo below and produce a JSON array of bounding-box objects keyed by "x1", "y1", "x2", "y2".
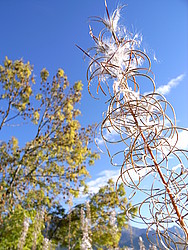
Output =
[
  {"x1": 176, "y1": 129, "x2": 188, "y2": 150},
  {"x1": 86, "y1": 168, "x2": 147, "y2": 194},
  {"x1": 95, "y1": 125, "x2": 119, "y2": 146},
  {"x1": 156, "y1": 74, "x2": 185, "y2": 95},
  {"x1": 160, "y1": 128, "x2": 188, "y2": 158},
  {"x1": 86, "y1": 169, "x2": 120, "y2": 193},
  {"x1": 77, "y1": 168, "x2": 143, "y2": 204},
  {"x1": 95, "y1": 136, "x2": 104, "y2": 145}
]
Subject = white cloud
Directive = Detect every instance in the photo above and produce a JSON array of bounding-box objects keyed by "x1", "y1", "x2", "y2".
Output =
[
  {"x1": 95, "y1": 125, "x2": 119, "y2": 146},
  {"x1": 95, "y1": 136, "x2": 104, "y2": 145},
  {"x1": 86, "y1": 169, "x2": 120, "y2": 193},
  {"x1": 176, "y1": 129, "x2": 188, "y2": 150},
  {"x1": 156, "y1": 74, "x2": 185, "y2": 95},
  {"x1": 166, "y1": 128, "x2": 188, "y2": 150},
  {"x1": 86, "y1": 167, "x2": 147, "y2": 194},
  {"x1": 159, "y1": 128, "x2": 188, "y2": 158}
]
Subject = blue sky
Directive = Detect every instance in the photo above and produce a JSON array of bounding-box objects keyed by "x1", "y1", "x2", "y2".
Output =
[{"x1": 1, "y1": 0, "x2": 188, "y2": 226}]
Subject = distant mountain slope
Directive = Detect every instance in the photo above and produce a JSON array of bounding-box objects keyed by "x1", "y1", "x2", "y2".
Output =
[
  {"x1": 119, "y1": 226, "x2": 157, "y2": 249},
  {"x1": 119, "y1": 225, "x2": 184, "y2": 249}
]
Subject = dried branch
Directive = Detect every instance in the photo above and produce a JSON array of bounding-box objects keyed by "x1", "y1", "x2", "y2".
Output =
[{"x1": 81, "y1": 2, "x2": 188, "y2": 249}]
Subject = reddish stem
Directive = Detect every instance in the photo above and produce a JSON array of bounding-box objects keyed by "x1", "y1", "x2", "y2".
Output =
[{"x1": 131, "y1": 108, "x2": 188, "y2": 238}]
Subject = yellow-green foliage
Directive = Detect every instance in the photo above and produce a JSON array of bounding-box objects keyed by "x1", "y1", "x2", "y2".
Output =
[
  {"x1": 0, "y1": 57, "x2": 98, "y2": 249},
  {"x1": 0, "y1": 57, "x2": 34, "y2": 112},
  {"x1": 51, "y1": 179, "x2": 137, "y2": 249}
]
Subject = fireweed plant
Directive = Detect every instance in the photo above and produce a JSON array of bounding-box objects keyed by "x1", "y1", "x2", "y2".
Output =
[{"x1": 78, "y1": 1, "x2": 188, "y2": 249}]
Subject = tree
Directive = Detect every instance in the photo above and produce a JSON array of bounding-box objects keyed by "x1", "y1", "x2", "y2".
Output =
[
  {"x1": 0, "y1": 56, "x2": 98, "y2": 249},
  {"x1": 90, "y1": 179, "x2": 137, "y2": 249},
  {"x1": 49, "y1": 179, "x2": 137, "y2": 249}
]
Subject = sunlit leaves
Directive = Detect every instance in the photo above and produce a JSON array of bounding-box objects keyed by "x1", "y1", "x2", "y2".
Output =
[
  {"x1": 35, "y1": 93, "x2": 42, "y2": 100},
  {"x1": 73, "y1": 81, "x2": 83, "y2": 92},
  {"x1": 0, "y1": 57, "x2": 98, "y2": 249},
  {"x1": 40, "y1": 68, "x2": 49, "y2": 82},
  {"x1": 89, "y1": 179, "x2": 136, "y2": 249},
  {"x1": 32, "y1": 110, "x2": 40, "y2": 124},
  {"x1": 50, "y1": 179, "x2": 136, "y2": 249},
  {"x1": 0, "y1": 57, "x2": 34, "y2": 117},
  {"x1": 57, "y1": 68, "x2": 64, "y2": 78},
  {"x1": 0, "y1": 205, "x2": 46, "y2": 249}
]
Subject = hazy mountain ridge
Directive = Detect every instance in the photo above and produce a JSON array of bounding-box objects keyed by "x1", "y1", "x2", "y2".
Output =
[{"x1": 119, "y1": 225, "x2": 184, "y2": 249}]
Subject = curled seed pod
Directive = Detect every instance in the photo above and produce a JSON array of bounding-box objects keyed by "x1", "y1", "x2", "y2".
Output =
[{"x1": 81, "y1": 1, "x2": 188, "y2": 249}]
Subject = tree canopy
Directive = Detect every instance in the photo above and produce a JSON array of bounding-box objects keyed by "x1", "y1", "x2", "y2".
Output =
[
  {"x1": 48, "y1": 179, "x2": 137, "y2": 249},
  {"x1": 0, "y1": 56, "x2": 98, "y2": 249},
  {"x1": 0, "y1": 56, "x2": 136, "y2": 249}
]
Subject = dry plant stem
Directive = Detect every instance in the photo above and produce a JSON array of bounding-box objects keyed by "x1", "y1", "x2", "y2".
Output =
[
  {"x1": 130, "y1": 108, "x2": 188, "y2": 238},
  {"x1": 83, "y1": 3, "x2": 188, "y2": 247}
]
